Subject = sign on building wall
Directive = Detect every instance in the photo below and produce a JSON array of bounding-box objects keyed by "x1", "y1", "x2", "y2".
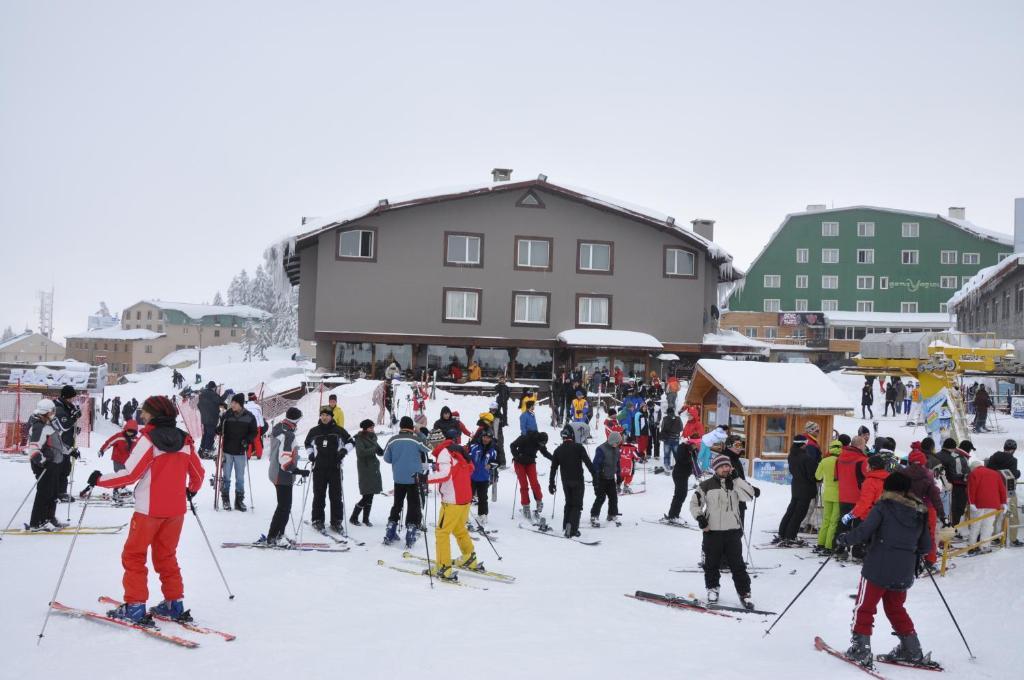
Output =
[
  {"x1": 778, "y1": 313, "x2": 825, "y2": 327},
  {"x1": 754, "y1": 459, "x2": 791, "y2": 485},
  {"x1": 1011, "y1": 395, "x2": 1024, "y2": 419}
]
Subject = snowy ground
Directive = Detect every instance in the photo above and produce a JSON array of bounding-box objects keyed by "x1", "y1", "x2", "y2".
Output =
[{"x1": 1, "y1": 365, "x2": 1022, "y2": 679}]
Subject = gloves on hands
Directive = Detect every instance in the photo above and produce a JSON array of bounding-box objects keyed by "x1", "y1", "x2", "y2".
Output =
[
  {"x1": 752, "y1": 486, "x2": 761, "y2": 498},
  {"x1": 548, "y1": 483, "x2": 557, "y2": 495},
  {"x1": 834, "y1": 534, "x2": 848, "y2": 548},
  {"x1": 1000, "y1": 504, "x2": 1008, "y2": 513},
  {"x1": 307, "y1": 450, "x2": 317, "y2": 463},
  {"x1": 87, "y1": 470, "x2": 102, "y2": 487},
  {"x1": 69, "y1": 448, "x2": 81, "y2": 460},
  {"x1": 723, "y1": 477, "x2": 734, "y2": 491},
  {"x1": 915, "y1": 557, "x2": 925, "y2": 577},
  {"x1": 97, "y1": 448, "x2": 106, "y2": 458},
  {"x1": 969, "y1": 504, "x2": 979, "y2": 516},
  {"x1": 186, "y1": 489, "x2": 197, "y2": 501},
  {"x1": 941, "y1": 517, "x2": 951, "y2": 528},
  {"x1": 295, "y1": 469, "x2": 310, "y2": 478},
  {"x1": 696, "y1": 514, "x2": 709, "y2": 529},
  {"x1": 841, "y1": 512, "x2": 855, "y2": 526}
]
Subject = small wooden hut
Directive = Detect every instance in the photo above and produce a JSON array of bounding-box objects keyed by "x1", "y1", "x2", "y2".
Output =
[{"x1": 683, "y1": 359, "x2": 854, "y2": 474}]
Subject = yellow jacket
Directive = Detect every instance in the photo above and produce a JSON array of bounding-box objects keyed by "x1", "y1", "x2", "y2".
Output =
[
  {"x1": 468, "y1": 364, "x2": 482, "y2": 381},
  {"x1": 331, "y1": 404, "x2": 345, "y2": 428}
]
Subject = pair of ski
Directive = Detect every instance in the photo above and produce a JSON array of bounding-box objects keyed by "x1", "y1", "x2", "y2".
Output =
[
  {"x1": 814, "y1": 637, "x2": 944, "y2": 676},
  {"x1": 642, "y1": 517, "x2": 699, "y2": 531},
  {"x1": 3, "y1": 523, "x2": 127, "y2": 536},
  {"x1": 627, "y1": 591, "x2": 775, "y2": 617},
  {"x1": 670, "y1": 563, "x2": 781, "y2": 574},
  {"x1": 517, "y1": 522, "x2": 600, "y2": 545},
  {"x1": 221, "y1": 540, "x2": 350, "y2": 553},
  {"x1": 400, "y1": 551, "x2": 515, "y2": 583},
  {"x1": 304, "y1": 520, "x2": 366, "y2": 546},
  {"x1": 376, "y1": 560, "x2": 487, "y2": 590},
  {"x1": 48, "y1": 597, "x2": 236, "y2": 648}
]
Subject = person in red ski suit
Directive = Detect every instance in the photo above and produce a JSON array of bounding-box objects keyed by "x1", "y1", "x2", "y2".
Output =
[
  {"x1": 681, "y1": 405, "x2": 704, "y2": 439},
  {"x1": 86, "y1": 396, "x2": 204, "y2": 625},
  {"x1": 93, "y1": 419, "x2": 139, "y2": 500},
  {"x1": 618, "y1": 439, "x2": 641, "y2": 493}
]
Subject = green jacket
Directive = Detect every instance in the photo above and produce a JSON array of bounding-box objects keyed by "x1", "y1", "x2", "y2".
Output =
[
  {"x1": 354, "y1": 431, "x2": 384, "y2": 495},
  {"x1": 815, "y1": 454, "x2": 840, "y2": 503}
]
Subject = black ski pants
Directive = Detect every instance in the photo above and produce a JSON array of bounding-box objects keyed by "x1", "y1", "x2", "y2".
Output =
[
  {"x1": 268, "y1": 484, "x2": 292, "y2": 540},
  {"x1": 389, "y1": 482, "x2": 422, "y2": 528},
  {"x1": 951, "y1": 484, "x2": 968, "y2": 526},
  {"x1": 703, "y1": 529, "x2": 750, "y2": 594},
  {"x1": 561, "y1": 480, "x2": 585, "y2": 534},
  {"x1": 778, "y1": 493, "x2": 815, "y2": 540},
  {"x1": 496, "y1": 399, "x2": 508, "y2": 426},
  {"x1": 835, "y1": 501, "x2": 866, "y2": 559},
  {"x1": 312, "y1": 465, "x2": 343, "y2": 525},
  {"x1": 57, "y1": 456, "x2": 72, "y2": 497},
  {"x1": 29, "y1": 461, "x2": 59, "y2": 527},
  {"x1": 861, "y1": 404, "x2": 873, "y2": 419},
  {"x1": 884, "y1": 400, "x2": 896, "y2": 416},
  {"x1": 667, "y1": 464, "x2": 692, "y2": 519},
  {"x1": 590, "y1": 478, "x2": 619, "y2": 519},
  {"x1": 472, "y1": 480, "x2": 490, "y2": 516}
]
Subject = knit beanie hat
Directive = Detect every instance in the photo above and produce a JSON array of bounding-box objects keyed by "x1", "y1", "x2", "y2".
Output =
[
  {"x1": 793, "y1": 434, "x2": 808, "y2": 446},
  {"x1": 711, "y1": 454, "x2": 733, "y2": 471},
  {"x1": 142, "y1": 395, "x2": 178, "y2": 419},
  {"x1": 427, "y1": 429, "x2": 446, "y2": 446},
  {"x1": 942, "y1": 438, "x2": 957, "y2": 450},
  {"x1": 908, "y1": 450, "x2": 927, "y2": 466},
  {"x1": 607, "y1": 431, "x2": 623, "y2": 447},
  {"x1": 399, "y1": 416, "x2": 414, "y2": 429},
  {"x1": 804, "y1": 421, "x2": 820, "y2": 435},
  {"x1": 60, "y1": 385, "x2": 77, "y2": 400},
  {"x1": 360, "y1": 419, "x2": 375, "y2": 430},
  {"x1": 231, "y1": 393, "x2": 246, "y2": 406},
  {"x1": 883, "y1": 471, "x2": 912, "y2": 493},
  {"x1": 285, "y1": 407, "x2": 302, "y2": 421},
  {"x1": 319, "y1": 405, "x2": 333, "y2": 416}
]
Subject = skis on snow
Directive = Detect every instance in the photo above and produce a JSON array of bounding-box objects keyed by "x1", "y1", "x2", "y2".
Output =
[
  {"x1": 642, "y1": 517, "x2": 699, "y2": 531},
  {"x1": 304, "y1": 521, "x2": 366, "y2": 546},
  {"x1": 98, "y1": 596, "x2": 235, "y2": 641},
  {"x1": 625, "y1": 592, "x2": 735, "y2": 618},
  {"x1": 220, "y1": 541, "x2": 350, "y2": 553},
  {"x1": 670, "y1": 563, "x2": 781, "y2": 574},
  {"x1": 875, "y1": 654, "x2": 943, "y2": 672},
  {"x1": 376, "y1": 559, "x2": 488, "y2": 590},
  {"x1": 48, "y1": 601, "x2": 199, "y2": 648},
  {"x1": 517, "y1": 522, "x2": 600, "y2": 545},
  {"x1": 400, "y1": 551, "x2": 514, "y2": 583},
  {"x1": 3, "y1": 523, "x2": 128, "y2": 536},
  {"x1": 814, "y1": 637, "x2": 888, "y2": 678}
]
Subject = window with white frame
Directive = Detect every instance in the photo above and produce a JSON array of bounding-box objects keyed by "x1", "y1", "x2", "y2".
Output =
[
  {"x1": 962, "y1": 252, "x2": 980, "y2": 265},
  {"x1": 901, "y1": 302, "x2": 919, "y2": 313},
  {"x1": 879, "y1": 276, "x2": 889, "y2": 290},
  {"x1": 577, "y1": 296, "x2": 610, "y2": 326},
  {"x1": 795, "y1": 275, "x2": 808, "y2": 289},
  {"x1": 339, "y1": 228, "x2": 375, "y2": 258},
  {"x1": 516, "y1": 238, "x2": 551, "y2": 269},
  {"x1": 763, "y1": 326, "x2": 778, "y2": 339},
  {"x1": 763, "y1": 274, "x2": 781, "y2": 288},
  {"x1": 763, "y1": 299, "x2": 781, "y2": 312},
  {"x1": 856, "y1": 275, "x2": 874, "y2": 290},
  {"x1": 901, "y1": 250, "x2": 919, "y2": 265},
  {"x1": 445, "y1": 233, "x2": 482, "y2": 265},
  {"x1": 939, "y1": 276, "x2": 958, "y2": 289},
  {"x1": 821, "y1": 222, "x2": 839, "y2": 237},
  {"x1": 745, "y1": 327, "x2": 758, "y2": 338},
  {"x1": 796, "y1": 248, "x2": 809, "y2": 263},
  {"x1": 664, "y1": 248, "x2": 696, "y2": 277},
  {"x1": 856, "y1": 300, "x2": 874, "y2": 312},
  {"x1": 857, "y1": 249, "x2": 875, "y2": 264},
  {"x1": 940, "y1": 250, "x2": 957, "y2": 265},
  {"x1": 821, "y1": 299, "x2": 839, "y2": 311},
  {"x1": 513, "y1": 293, "x2": 548, "y2": 325},
  {"x1": 857, "y1": 222, "x2": 875, "y2": 237},
  {"x1": 901, "y1": 222, "x2": 920, "y2": 238},
  {"x1": 444, "y1": 289, "x2": 479, "y2": 322},
  {"x1": 821, "y1": 248, "x2": 840, "y2": 264},
  {"x1": 999, "y1": 252, "x2": 1013, "y2": 261},
  {"x1": 578, "y1": 242, "x2": 612, "y2": 272},
  {"x1": 961, "y1": 275, "x2": 972, "y2": 286},
  {"x1": 939, "y1": 303, "x2": 948, "y2": 313},
  {"x1": 822, "y1": 275, "x2": 839, "y2": 289},
  {"x1": 794, "y1": 299, "x2": 808, "y2": 312}
]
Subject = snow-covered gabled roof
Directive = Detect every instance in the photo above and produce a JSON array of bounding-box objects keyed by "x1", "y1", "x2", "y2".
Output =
[
  {"x1": 947, "y1": 255, "x2": 1024, "y2": 310},
  {"x1": 290, "y1": 176, "x2": 742, "y2": 283},
  {"x1": 688, "y1": 359, "x2": 853, "y2": 413},
  {"x1": 0, "y1": 330, "x2": 36, "y2": 350},
  {"x1": 702, "y1": 330, "x2": 771, "y2": 348},
  {"x1": 65, "y1": 328, "x2": 164, "y2": 340},
  {"x1": 556, "y1": 329, "x2": 663, "y2": 350},
  {"x1": 142, "y1": 300, "x2": 270, "y2": 321},
  {"x1": 823, "y1": 311, "x2": 953, "y2": 328}
]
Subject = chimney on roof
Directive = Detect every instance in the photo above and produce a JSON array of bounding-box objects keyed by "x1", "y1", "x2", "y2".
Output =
[
  {"x1": 691, "y1": 219, "x2": 715, "y2": 241},
  {"x1": 948, "y1": 206, "x2": 966, "y2": 220},
  {"x1": 1015, "y1": 198, "x2": 1024, "y2": 254},
  {"x1": 491, "y1": 168, "x2": 512, "y2": 182},
  {"x1": 806, "y1": 204, "x2": 827, "y2": 212}
]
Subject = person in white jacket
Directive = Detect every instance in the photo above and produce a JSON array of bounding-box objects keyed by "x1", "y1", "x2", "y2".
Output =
[{"x1": 698, "y1": 425, "x2": 730, "y2": 473}]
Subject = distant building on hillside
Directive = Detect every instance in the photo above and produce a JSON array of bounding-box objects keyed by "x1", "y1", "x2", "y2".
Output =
[
  {"x1": 65, "y1": 328, "x2": 166, "y2": 377},
  {"x1": 0, "y1": 331, "x2": 66, "y2": 364},
  {"x1": 87, "y1": 302, "x2": 119, "y2": 331}
]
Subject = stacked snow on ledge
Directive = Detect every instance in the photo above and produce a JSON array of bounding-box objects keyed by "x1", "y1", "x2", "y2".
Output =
[
  {"x1": 556, "y1": 329, "x2": 663, "y2": 349},
  {"x1": 65, "y1": 327, "x2": 164, "y2": 340},
  {"x1": 702, "y1": 330, "x2": 770, "y2": 349},
  {"x1": 947, "y1": 255, "x2": 1024, "y2": 309},
  {"x1": 693, "y1": 358, "x2": 852, "y2": 411},
  {"x1": 143, "y1": 300, "x2": 270, "y2": 321}
]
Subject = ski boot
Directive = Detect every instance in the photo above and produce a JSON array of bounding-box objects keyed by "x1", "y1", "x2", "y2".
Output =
[
  {"x1": 361, "y1": 506, "x2": 373, "y2": 527},
  {"x1": 707, "y1": 587, "x2": 720, "y2": 604},
  {"x1": 28, "y1": 522, "x2": 54, "y2": 533},
  {"x1": 107, "y1": 602, "x2": 155, "y2": 628},
  {"x1": 221, "y1": 492, "x2": 232, "y2": 511},
  {"x1": 739, "y1": 593, "x2": 755, "y2": 611},
  {"x1": 234, "y1": 492, "x2": 247, "y2": 512},
  {"x1": 623, "y1": 484, "x2": 632, "y2": 494},
  {"x1": 350, "y1": 506, "x2": 362, "y2": 526},
  {"x1": 845, "y1": 633, "x2": 873, "y2": 667},
  {"x1": 521, "y1": 504, "x2": 532, "y2": 521},
  {"x1": 45, "y1": 518, "x2": 69, "y2": 530},
  {"x1": 431, "y1": 564, "x2": 458, "y2": 582},
  {"x1": 770, "y1": 534, "x2": 783, "y2": 545},
  {"x1": 404, "y1": 524, "x2": 419, "y2": 549},
  {"x1": 330, "y1": 522, "x2": 344, "y2": 535},
  {"x1": 563, "y1": 522, "x2": 573, "y2": 538},
  {"x1": 534, "y1": 500, "x2": 543, "y2": 516},
  {"x1": 590, "y1": 516, "x2": 601, "y2": 528},
  {"x1": 661, "y1": 514, "x2": 682, "y2": 525},
  {"x1": 311, "y1": 520, "x2": 325, "y2": 532},
  {"x1": 383, "y1": 521, "x2": 400, "y2": 545},
  {"x1": 150, "y1": 599, "x2": 193, "y2": 623},
  {"x1": 456, "y1": 551, "x2": 485, "y2": 572},
  {"x1": 881, "y1": 633, "x2": 925, "y2": 665}
]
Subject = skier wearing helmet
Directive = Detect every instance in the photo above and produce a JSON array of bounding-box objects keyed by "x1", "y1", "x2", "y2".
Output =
[{"x1": 26, "y1": 398, "x2": 69, "y2": 531}]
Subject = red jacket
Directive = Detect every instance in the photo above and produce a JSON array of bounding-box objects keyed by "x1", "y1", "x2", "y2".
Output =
[
  {"x1": 852, "y1": 469, "x2": 889, "y2": 520},
  {"x1": 427, "y1": 445, "x2": 473, "y2": 504},
  {"x1": 619, "y1": 444, "x2": 640, "y2": 476},
  {"x1": 968, "y1": 466, "x2": 1008, "y2": 509},
  {"x1": 98, "y1": 431, "x2": 137, "y2": 466},
  {"x1": 682, "y1": 406, "x2": 704, "y2": 440},
  {"x1": 836, "y1": 445, "x2": 868, "y2": 504},
  {"x1": 96, "y1": 422, "x2": 204, "y2": 518}
]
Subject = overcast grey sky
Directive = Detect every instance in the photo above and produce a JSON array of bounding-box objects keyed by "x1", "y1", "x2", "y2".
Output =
[{"x1": 2, "y1": 1, "x2": 1022, "y2": 341}]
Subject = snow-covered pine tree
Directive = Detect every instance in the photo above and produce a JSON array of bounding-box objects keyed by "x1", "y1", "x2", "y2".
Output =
[
  {"x1": 1, "y1": 326, "x2": 13, "y2": 341},
  {"x1": 227, "y1": 270, "x2": 251, "y2": 306},
  {"x1": 212, "y1": 291, "x2": 225, "y2": 306}
]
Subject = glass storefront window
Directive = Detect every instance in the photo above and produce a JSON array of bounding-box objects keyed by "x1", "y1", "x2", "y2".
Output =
[
  {"x1": 373, "y1": 344, "x2": 412, "y2": 378},
  {"x1": 515, "y1": 348, "x2": 552, "y2": 380},
  {"x1": 763, "y1": 415, "x2": 786, "y2": 455},
  {"x1": 577, "y1": 356, "x2": 610, "y2": 380},
  {"x1": 474, "y1": 348, "x2": 511, "y2": 378},
  {"x1": 336, "y1": 342, "x2": 372, "y2": 376},
  {"x1": 427, "y1": 345, "x2": 468, "y2": 374}
]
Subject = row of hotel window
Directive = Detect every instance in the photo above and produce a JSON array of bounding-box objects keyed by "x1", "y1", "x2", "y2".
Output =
[
  {"x1": 792, "y1": 248, "x2": 1004, "y2": 265},
  {"x1": 444, "y1": 289, "x2": 611, "y2": 326},
  {"x1": 819, "y1": 221, "x2": 964, "y2": 238},
  {"x1": 338, "y1": 228, "x2": 698, "y2": 277},
  {"x1": 764, "y1": 274, "x2": 970, "y2": 290},
  {"x1": 961, "y1": 284, "x2": 1024, "y2": 328},
  {"x1": 761, "y1": 300, "x2": 942, "y2": 313},
  {"x1": 731, "y1": 326, "x2": 944, "y2": 340}
]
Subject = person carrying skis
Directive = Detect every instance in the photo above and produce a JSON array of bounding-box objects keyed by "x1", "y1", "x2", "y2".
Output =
[
  {"x1": 427, "y1": 440, "x2": 482, "y2": 581},
  {"x1": 217, "y1": 393, "x2": 258, "y2": 512},
  {"x1": 93, "y1": 419, "x2": 140, "y2": 504},
  {"x1": 836, "y1": 471, "x2": 933, "y2": 669},
  {"x1": 590, "y1": 431, "x2": 623, "y2": 526},
  {"x1": 618, "y1": 436, "x2": 641, "y2": 494},
  {"x1": 26, "y1": 399, "x2": 69, "y2": 531},
  {"x1": 382, "y1": 418, "x2": 432, "y2": 547},
  {"x1": 467, "y1": 429, "x2": 497, "y2": 526},
  {"x1": 350, "y1": 419, "x2": 384, "y2": 527},
  {"x1": 510, "y1": 430, "x2": 551, "y2": 520},
  {"x1": 263, "y1": 407, "x2": 308, "y2": 546},
  {"x1": 549, "y1": 425, "x2": 595, "y2": 538},
  {"x1": 86, "y1": 395, "x2": 204, "y2": 626},
  {"x1": 304, "y1": 406, "x2": 353, "y2": 532},
  {"x1": 690, "y1": 454, "x2": 759, "y2": 609}
]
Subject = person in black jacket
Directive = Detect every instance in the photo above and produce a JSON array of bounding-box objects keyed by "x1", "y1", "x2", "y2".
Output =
[
  {"x1": 111, "y1": 396, "x2": 122, "y2": 426},
  {"x1": 775, "y1": 434, "x2": 816, "y2": 545},
  {"x1": 53, "y1": 385, "x2": 82, "y2": 503},
  {"x1": 884, "y1": 381, "x2": 897, "y2": 417},
  {"x1": 936, "y1": 439, "x2": 971, "y2": 526},
  {"x1": 510, "y1": 430, "x2": 551, "y2": 519},
  {"x1": 663, "y1": 435, "x2": 699, "y2": 523},
  {"x1": 987, "y1": 439, "x2": 1021, "y2": 546},
  {"x1": 548, "y1": 426, "x2": 594, "y2": 537},
  {"x1": 837, "y1": 472, "x2": 932, "y2": 668},
  {"x1": 861, "y1": 382, "x2": 874, "y2": 419},
  {"x1": 197, "y1": 381, "x2": 221, "y2": 456},
  {"x1": 494, "y1": 376, "x2": 510, "y2": 426},
  {"x1": 217, "y1": 394, "x2": 258, "y2": 511},
  {"x1": 304, "y1": 406, "x2": 353, "y2": 532},
  {"x1": 550, "y1": 378, "x2": 564, "y2": 426}
]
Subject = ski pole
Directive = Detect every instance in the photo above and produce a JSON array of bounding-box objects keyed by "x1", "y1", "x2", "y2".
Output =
[
  {"x1": 340, "y1": 465, "x2": 348, "y2": 537},
  {"x1": 37, "y1": 484, "x2": 94, "y2": 644},
  {"x1": 422, "y1": 507, "x2": 434, "y2": 590},
  {"x1": 470, "y1": 511, "x2": 502, "y2": 560},
  {"x1": 66, "y1": 458, "x2": 75, "y2": 523},
  {"x1": 551, "y1": 483, "x2": 557, "y2": 520},
  {"x1": 746, "y1": 495, "x2": 758, "y2": 565},
  {"x1": 510, "y1": 479, "x2": 518, "y2": 520},
  {"x1": 1, "y1": 469, "x2": 47, "y2": 541},
  {"x1": 927, "y1": 568, "x2": 975, "y2": 659},
  {"x1": 764, "y1": 554, "x2": 832, "y2": 637},
  {"x1": 188, "y1": 496, "x2": 235, "y2": 600},
  {"x1": 244, "y1": 450, "x2": 255, "y2": 511},
  {"x1": 296, "y1": 459, "x2": 314, "y2": 544},
  {"x1": 289, "y1": 461, "x2": 310, "y2": 535}
]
